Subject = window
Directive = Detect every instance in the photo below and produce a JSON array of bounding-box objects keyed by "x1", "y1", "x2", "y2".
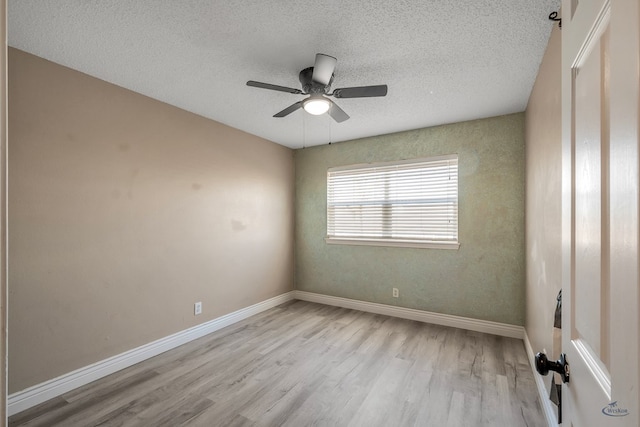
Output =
[{"x1": 326, "y1": 155, "x2": 459, "y2": 249}]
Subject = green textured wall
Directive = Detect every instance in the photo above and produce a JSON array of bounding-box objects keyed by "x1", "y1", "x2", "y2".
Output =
[{"x1": 295, "y1": 113, "x2": 525, "y2": 325}]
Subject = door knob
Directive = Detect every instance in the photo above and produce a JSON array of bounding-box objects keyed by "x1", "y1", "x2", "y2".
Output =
[{"x1": 535, "y1": 352, "x2": 570, "y2": 383}]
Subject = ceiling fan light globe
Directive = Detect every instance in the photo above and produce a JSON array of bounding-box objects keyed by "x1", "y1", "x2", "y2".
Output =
[{"x1": 303, "y1": 98, "x2": 330, "y2": 115}]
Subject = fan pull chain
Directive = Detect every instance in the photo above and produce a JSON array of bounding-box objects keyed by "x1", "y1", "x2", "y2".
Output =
[{"x1": 302, "y1": 112, "x2": 306, "y2": 149}]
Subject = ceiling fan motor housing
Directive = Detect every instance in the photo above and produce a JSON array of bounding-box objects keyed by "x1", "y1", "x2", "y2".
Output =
[{"x1": 299, "y1": 67, "x2": 333, "y2": 94}]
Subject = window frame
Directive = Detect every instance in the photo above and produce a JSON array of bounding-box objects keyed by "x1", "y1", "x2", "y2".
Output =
[{"x1": 325, "y1": 154, "x2": 460, "y2": 250}]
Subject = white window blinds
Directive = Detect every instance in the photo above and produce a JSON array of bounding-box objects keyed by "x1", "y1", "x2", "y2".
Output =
[{"x1": 327, "y1": 155, "x2": 459, "y2": 248}]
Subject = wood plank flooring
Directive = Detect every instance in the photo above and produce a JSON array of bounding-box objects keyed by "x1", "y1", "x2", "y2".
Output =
[{"x1": 9, "y1": 300, "x2": 547, "y2": 426}]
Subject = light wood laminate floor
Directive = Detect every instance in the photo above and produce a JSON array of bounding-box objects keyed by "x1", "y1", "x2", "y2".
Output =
[{"x1": 10, "y1": 300, "x2": 547, "y2": 426}]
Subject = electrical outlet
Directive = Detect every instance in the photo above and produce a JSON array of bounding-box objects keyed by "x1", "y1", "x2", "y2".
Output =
[
  {"x1": 194, "y1": 301, "x2": 202, "y2": 315},
  {"x1": 392, "y1": 288, "x2": 399, "y2": 298}
]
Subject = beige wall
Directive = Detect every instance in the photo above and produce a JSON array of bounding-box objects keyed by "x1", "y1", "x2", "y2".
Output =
[
  {"x1": 8, "y1": 48, "x2": 294, "y2": 393},
  {"x1": 295, "y1": 114, "x2": 526, "y2": 325},
  {"x1": 1, "y1": 0, "x2": 7, "y2": 422},
  {"x1": 524, "y1": 25, "x2": 561, "y2": 401}
]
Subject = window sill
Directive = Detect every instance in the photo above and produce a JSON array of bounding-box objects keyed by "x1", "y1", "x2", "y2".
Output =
[{"x1": 324, "y1": 237, "x2": 460, "y2": 250}]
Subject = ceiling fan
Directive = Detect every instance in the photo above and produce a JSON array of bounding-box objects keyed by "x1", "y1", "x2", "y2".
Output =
[{"x1": 246, "y1": 53, "x2": 388, "y2": 123}]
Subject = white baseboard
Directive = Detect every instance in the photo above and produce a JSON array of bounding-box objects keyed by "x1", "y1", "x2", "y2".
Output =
[
  {"x1": 293, "y1": 290, "x2": 525, "y2": 339},
  {"x1": 523, "y1": 331, "x2": 558, "y2": 427},
  {"x1": 8, "y1": 291, "x2": 296, "y2": 416}
]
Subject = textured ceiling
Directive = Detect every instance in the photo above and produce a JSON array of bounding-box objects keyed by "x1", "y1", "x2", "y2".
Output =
[{"x1": 8, "y1": 1, "x2": 560, "y2": 149}]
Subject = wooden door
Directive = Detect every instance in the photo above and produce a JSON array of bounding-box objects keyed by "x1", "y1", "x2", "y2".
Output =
[{"x1": 561, "y1": 0, "x2": 639, "y2": 425}]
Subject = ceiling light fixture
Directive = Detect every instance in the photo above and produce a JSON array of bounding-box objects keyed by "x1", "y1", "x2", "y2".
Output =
[{"x1": 303, "y1": 96, "x2": 331, "y2": 115}]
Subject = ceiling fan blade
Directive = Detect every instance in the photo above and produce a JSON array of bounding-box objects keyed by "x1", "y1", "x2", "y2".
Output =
[
  {"x1": 328, "y1": 101, "x2": 350, "y2": 123},
  {"x1": 247, "y1": 80, "x2": 303, "y2": 94},
  {"x1": 311, "y1": 54, "x2": 337, "y2": 86},
  {"x1": 332, "y1": 85, "x2": 388, "y2": 98},
  {"x1": 274, "y1": 101, "x2": 304, "y2": 118}
]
